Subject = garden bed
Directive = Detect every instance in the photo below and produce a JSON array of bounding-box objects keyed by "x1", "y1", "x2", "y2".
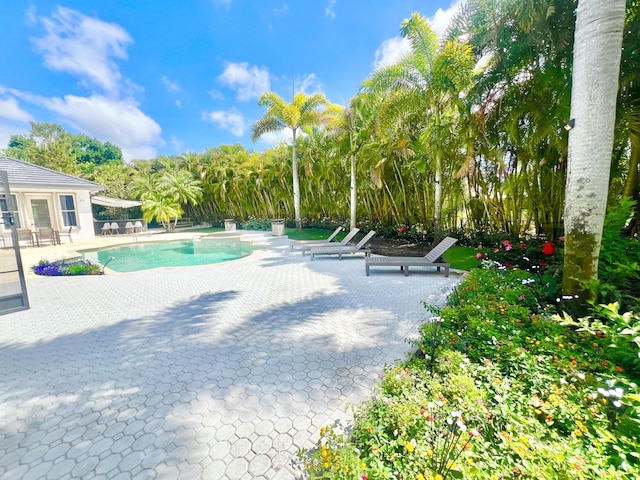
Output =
[{"x1": 33, "y1": 258, "x2": 104, "y2": 276}]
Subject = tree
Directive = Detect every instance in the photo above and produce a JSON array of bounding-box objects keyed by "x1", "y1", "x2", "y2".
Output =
[
  {"x1": 9, "y1": 122, "x2": 79, "y2": 174},
  {"x1": 365, "y1": 13, "x2": 475, "y2": 239},
  {"x1": 562, "y1": 0, "x2": 626, "y2": 302},
  {"x1": 251, "y1": 91, "x2": 329, "y2": 228},
  {"x1": 324, "y1": 94, "x2": 378, "y2": 230},
  {"x1": 72, "y1": 134, "x2": 123, "y2": 165}
]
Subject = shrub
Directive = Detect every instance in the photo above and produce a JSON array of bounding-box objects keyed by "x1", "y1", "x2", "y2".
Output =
[
  {"x1": 33, "y1": 258, "x2": 103, "y2": 276},
  {"x1": 300, "y1": 268, "x2": 640, "y2": 479}
]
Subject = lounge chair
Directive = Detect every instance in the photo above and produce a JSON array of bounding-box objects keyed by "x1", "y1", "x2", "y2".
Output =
[
  {"x1": 293, "y1": 228, "x2": 360, "y2": 256},
  {"x1": 290, "y1": 226, "x2": 343, "y2": 251},
  {"x1": 365, "y1": 236, "x2": 458, "y2": 277},
  {"x1": 309, "y1": 230, "x2": 376, "y2": 260}
]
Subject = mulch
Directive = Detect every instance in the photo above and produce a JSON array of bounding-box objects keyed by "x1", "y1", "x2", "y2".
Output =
[{"x1": 368, "y1": 237, "x2": 432, "y2": 257}]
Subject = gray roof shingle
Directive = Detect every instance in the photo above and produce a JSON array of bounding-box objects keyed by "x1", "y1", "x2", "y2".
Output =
[{"x1": 0, "y1": 156, "x2": 103, "y2": 191}]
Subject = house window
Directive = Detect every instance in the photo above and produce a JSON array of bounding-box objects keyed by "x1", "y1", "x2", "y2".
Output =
[
  {"x1": 59, "y1": 195, "x2": 78, "y2": 227},
  {"x1": 0, "y1": 194, "x2": 21, "y2": 228}
]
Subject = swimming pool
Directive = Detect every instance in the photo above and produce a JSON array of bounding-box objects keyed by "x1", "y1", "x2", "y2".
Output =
[{"x1": 81, "y1": 236, "x2": 254, "y2": 273}]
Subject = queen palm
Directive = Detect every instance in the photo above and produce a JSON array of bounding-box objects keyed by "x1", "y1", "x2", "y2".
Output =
[
  {"x1": 365, "y1": 13, "x2": 475, "y2": 239},
  {"x1": 251, "y1": 91, "x2": 329, "y2": 228}
]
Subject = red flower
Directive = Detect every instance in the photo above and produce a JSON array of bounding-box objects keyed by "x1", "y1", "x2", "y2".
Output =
[
  {"x1": 542, "y1": 242, "x2": 555, "y2": 255},
  {"x1": 539, "y1": 261, "x2": 547, "y2": 267},
  {"x1": 356, "y1": 221, "x2": 361, "y2": 227}
]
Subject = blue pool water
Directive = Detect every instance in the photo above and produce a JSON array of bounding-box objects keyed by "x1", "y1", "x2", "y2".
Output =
[{"x1": 81, "y1": 237, "x2": 254, "y2": 273}]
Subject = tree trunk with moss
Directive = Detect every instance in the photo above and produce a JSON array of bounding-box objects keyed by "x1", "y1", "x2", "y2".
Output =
[{"x1": 563, "y1": 0, "x2": 626, "y2": 302}]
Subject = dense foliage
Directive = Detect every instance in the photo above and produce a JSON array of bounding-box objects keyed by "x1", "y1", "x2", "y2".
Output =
[
  {"x1": 3, "y1": 1, "x2": 637, "y2": 239},
  {"x1": 300, "y1": 266, "x2": 639, "y2": 479}
]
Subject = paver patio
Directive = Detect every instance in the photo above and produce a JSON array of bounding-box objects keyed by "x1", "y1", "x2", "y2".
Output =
[{"x1": 0, "y1": 232, "x2": 462, "y2": 479}]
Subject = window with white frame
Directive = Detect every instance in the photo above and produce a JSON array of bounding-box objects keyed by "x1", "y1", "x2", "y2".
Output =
[
  {"x1": 0, "y1": 194, "x2": 21, "y2": 228},
  {"x1": 59, "y1": 195, "x2": 78, "y2": 227}
]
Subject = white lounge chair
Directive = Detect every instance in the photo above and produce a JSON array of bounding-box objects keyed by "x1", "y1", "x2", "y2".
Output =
[
  {"x1": 365, "y1": 236, "x2": 458, "y2": 277},
  {"x1": 309, "y1": 230, "x2": 376, "y2": 260},
  {"x1": 290, "y1": 226, "x2": 343, "y2": 251},
  {"x1": 293, "y1": 228, "x2": 360, "y2": 256}
]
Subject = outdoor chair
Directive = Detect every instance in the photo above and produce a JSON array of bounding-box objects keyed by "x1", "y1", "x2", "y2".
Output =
[
  {"x1": 37, "y1": 227, "x2": 56, "y2": 246},
  {"x1": 17, "y1": 229, "x2": 35, "y2": 247},
  {"x1": 124, "y1": 222, "x2": 134, "y2": 234},
  {"x1": 365, "y1": 236, "x2": 458, "y2": 277},
  {"x1": 292, "y1": 228, "x2": 361, "y2": 256},
  {"x1": 101, "y1": 223, "x2": 111, "y2": 235},
  {"x1": 290, "y1": 226, "x2": 343, "y2": 251},
  {"x1": 309, "y1": 230, "x2": 376, "y2": 260},
  {"x1": 110, "y1": 222, "x2": 120, "y2": 235},
  {"x1": 58, "y1": 227, "x2": 73, "y2": 244}
]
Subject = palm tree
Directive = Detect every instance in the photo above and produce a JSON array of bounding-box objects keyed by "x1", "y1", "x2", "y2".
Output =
[
  {"x1": 251, "y1": 91, "x2": 329, "y2": 228},
  {"x1": 563, "y1": 0, "x2": 626, "y2": 303},
  {"x1": 365, "y1": 13, "x2": 475, "y2": 240},
  {"x1": 141, "y1": 193, "x2": 183, "y2": 231},
  {"x1": 325, "y1": 94, "x2": 379, "y2": 229}
]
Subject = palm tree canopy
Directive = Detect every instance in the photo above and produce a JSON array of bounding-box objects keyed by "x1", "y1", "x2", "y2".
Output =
[{"x1": 251, "y1": 92, "x2": 330, "y2": 142}]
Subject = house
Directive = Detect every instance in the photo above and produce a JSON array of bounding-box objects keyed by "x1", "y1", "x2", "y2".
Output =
[{"x1": 0, "y1": 156, "x2": 103, "y2": 242}]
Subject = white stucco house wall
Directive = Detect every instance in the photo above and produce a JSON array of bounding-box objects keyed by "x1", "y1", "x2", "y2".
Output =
[{"x1": 0, "y1": 156, "x2": 104, "y2": 242}]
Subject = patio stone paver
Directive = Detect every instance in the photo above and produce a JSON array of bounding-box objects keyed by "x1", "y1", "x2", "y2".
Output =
[{"x1": 0, "y1": 231, "x2": 461, "y2": 479}]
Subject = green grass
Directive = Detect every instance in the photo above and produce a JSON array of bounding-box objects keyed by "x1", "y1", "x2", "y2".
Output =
[
  {"x1": 284, "y1": 227, "x2": 347, "y2": 241},
  {"x1": 444, "y1": 246, "x2": 478, "y2": 271}
]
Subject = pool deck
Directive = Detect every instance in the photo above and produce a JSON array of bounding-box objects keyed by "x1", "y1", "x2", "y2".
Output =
[{"x1": 0, "y1": 230, "x2": 462, "y2": 479}]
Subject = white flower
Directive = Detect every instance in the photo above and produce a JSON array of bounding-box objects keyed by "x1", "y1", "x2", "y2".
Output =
[
  {"x1": 613, "y1": 400, "x2": 623, "y2": 408},
  {"x1": 451, "y1": 410, "x2": 462, "y2": 418},
  {"x1": 598, "y1": 388, "x2": 610, "y2": 397},
  {"x1": 456, "y1": 420, "x2": 467, "y2": 431},
  {"x1": 559, "y1": 378, "x2": 567, "y2": 384}
]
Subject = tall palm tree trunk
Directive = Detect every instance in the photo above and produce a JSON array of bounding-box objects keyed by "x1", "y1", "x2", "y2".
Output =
[
  {"x1": 350, "y1": 154, "x2": 357, "y2": 230},
  {"x1": 291, "y1": 129, "x2": 302, "y2": 228},
  {"x1": 562, "y1": 0, "x2": 626, "y2": 303}
]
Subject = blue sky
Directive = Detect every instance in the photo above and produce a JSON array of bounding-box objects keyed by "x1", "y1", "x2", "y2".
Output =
[{"x1": 0, "y1": 1, "x2": 461, "y2": 161}]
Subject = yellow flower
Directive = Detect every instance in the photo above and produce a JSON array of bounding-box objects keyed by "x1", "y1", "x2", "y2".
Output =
[
  {"x1": 447, "y1": 461, "x2": 457, "y2": 469},
  {"x1": 405, "y1": 442, "x2": 415, "y2": 453},
  {"x1": 321, "y1": 448, "x2": 328, "y2": 458},
  {"x1": 418, "y1": 474, "x2": 426, "y2": 480},
  {"x1": 323, "y1": 462, "x2": 329, "y2": 469},
  {"x1": 432, "y1": 474, "x2": 444, "y2": 480},
  {"x1": 427, "y1": 448, "x2": 434, "y2": 457},
  {"x1": 320, "y1": 426, "x2": 327, "y2": 436},
  {"x1": 573, "y1": 429, "x2": 583, "y2": 437}
]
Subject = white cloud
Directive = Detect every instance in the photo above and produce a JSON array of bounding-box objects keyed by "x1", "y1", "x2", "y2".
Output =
[
  {"x1": 429, "y1": 0, "x2": 463, "y2": 39},
  {"x1": 217, "y1": 62, "x2": 270, "y2": 102},
  {"x1": 326, "y1": 0, "x2": 336, "y2": 19},
  {"x1": 31, "y1": 6, "x2": 133, "y2": 95},
  {"x1": 373, "y1": 37, "x2": 411, "y2": 70},
  {"x1": 0, "y1": 122, "x2": 29, "y2": 150},
  {"x1": 161, "y1": 76, "x2": 181, "y2": 92},
  {"x1": 202, "y1": 108, "x2": 247, "y2": 136},
  {"x1": 0, "y1": 97, "x2": 33, "y2": 122},
  {"x1": 273, "y1": 3, "x2": 288, "y2": 15},
  {"x1": 42, "y1": 95, "x2": 163, "y2": 160},
  {"x1": 170, "y1": 135, "x2": 183, "y2": 152},
  {"x1": 208, "y1": 89, "x2": 224, "y2": 100},
  {"x1": 258, "y1": 128, "x2": 292, "y2": 146},
  {"x1": 297, "y1": 73, "x2": 323, "y2": 94}
]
